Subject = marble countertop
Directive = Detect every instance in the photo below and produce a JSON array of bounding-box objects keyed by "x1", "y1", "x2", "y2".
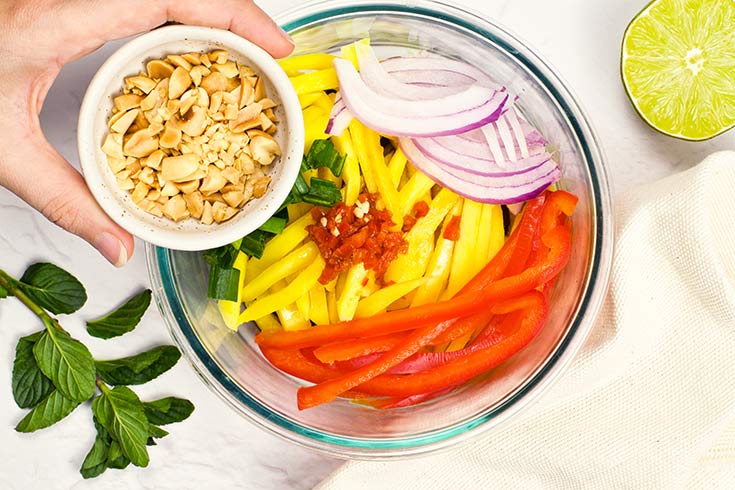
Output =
[{"x1": 2, "y1": 0, "x2": 733, "y2": 489}]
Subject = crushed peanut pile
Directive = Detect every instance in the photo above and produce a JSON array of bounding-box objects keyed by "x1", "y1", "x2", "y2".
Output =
[{"x1": 101, "y1": 49, "x2": 281, "y2": 223}]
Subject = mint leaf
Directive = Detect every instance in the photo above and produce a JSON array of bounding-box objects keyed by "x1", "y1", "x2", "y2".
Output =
[
  {"x1": 92, "y1": 387, "x2": 149, "y2": 468},
  {"x1": 18, "y1": 263, "x2": 87, "y2": 314},
  {"x1": 147, "y1": 424, "x2": 169, "y2": 445},
  {"x1": 12, "y1": 331, "x2": 54, "y2": 408},
  {"x1": 15, "y1": 390, "x2": 79, "y2": 432},
  {"x1": 80, "y1": 435, "x2": 110, "y2": 479},
  {"x1": 95, "y1": 346, "x2": 180, "y2": 386},
  {"x1": 106, "y1": 441, "x2": 130, "y2": 470},
  {"x1": 143, "y1": 397, "x2": 195, "y2": 425},
  {"x1": 86, "y1": 289, "x2": 152, "y2": 339},
  {"x1": 33, "y1": 328, "x2": 95, "y2": 402}
]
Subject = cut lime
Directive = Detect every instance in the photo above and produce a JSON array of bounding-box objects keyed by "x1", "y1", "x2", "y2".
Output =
[{"x1": 621, "y1": 0, "x2": 735, "y2": 141}]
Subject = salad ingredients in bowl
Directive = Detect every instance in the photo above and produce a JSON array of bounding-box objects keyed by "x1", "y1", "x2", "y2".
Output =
[
  {"x1": 147, "y1": 0, "x2": 611, "y2": 457},
  {"x1": 204, "y1": 40, "x2": 577, "y2": 410}
]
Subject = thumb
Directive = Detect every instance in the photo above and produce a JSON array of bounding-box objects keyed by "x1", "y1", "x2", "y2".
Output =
[{"x1": 0, "y1": 131, "x2": 134, "y2": 267}]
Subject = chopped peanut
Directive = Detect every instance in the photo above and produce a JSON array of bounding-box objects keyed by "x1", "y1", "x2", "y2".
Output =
[{"x1": 103, "y1": 50, "x2": 281, "y2": 224}]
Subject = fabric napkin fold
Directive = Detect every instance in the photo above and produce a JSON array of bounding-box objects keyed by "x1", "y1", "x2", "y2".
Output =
[{"x1": 317, "y1": 152, "x2": 735, "y2": 489}]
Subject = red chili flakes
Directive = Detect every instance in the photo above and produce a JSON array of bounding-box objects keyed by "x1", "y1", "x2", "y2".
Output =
[
  {"x1": 443, "y1": 215, "x2": 461, "y2": 241},
  {"x1": 307, "y1": 193, "x2": 408, "y2": 285},
  {"x1": 413, "y1": 201, "x2": 430, "y2": 218},
  {"x1": 402, "y1": 215, "x2": 417, "y2": 233},
  {"x1": 401, "y1": 200, "x2": 431, "y2": 233}
]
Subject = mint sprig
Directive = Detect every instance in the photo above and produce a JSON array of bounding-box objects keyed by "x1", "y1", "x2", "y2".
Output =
[
  {"x1": 86, "y1": 289, "x2": 151, "y2": 339},
  {"x1": 0, "y1": 263, "x2": 194, "y2": 479}
]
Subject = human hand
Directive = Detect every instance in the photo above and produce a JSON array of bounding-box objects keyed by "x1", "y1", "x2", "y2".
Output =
[{"x1": 0, "y1": 0, "x2": 293, "y2": 266}]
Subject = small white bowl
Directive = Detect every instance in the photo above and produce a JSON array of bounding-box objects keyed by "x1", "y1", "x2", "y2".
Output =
[{"x1": 78, "y1": 25, "x2": 304, "y2": 251}]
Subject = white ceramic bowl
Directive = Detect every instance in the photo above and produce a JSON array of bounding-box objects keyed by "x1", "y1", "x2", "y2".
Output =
[{"x1": 78, "y1": 25, "x2": 304, "y2": 251}]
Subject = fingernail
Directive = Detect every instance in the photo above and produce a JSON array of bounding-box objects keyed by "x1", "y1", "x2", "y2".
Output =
[
  {"x1": 95, "y1": 232, "x2": 128, "y2": 267},
  {"x1": 278, "y1": 25, "x2": 295, "y2": 46}
]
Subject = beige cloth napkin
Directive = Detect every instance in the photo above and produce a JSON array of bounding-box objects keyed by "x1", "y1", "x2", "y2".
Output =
[{"x1": 317, "y1": 152, "x2": 735, "y2": 489}]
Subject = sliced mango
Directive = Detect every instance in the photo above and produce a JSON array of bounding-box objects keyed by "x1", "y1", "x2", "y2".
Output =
[
  {"x1": 355, "y1": 278, "x2": 426, "y2": 318},
  {"x1": 240, "y1": 256, "x2": 324, "y2": 323},
  {"x1": 280, "y1": 53, "x2": 335, "y2": 76},
  {"x1": 336, "y1": 262, "x2": 368, "y2": 321}
]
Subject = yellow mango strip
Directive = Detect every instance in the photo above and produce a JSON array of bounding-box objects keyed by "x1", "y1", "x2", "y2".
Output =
[
  {"x1": 326, "y1": 289, "x2": 339, "y2": 323},
  {"x1": 298, "y1": 92, "x2": 323, "y2": 109},
  {"x1": 364, "y1": 126, "x2": 402, "y2": 228},
  {"x1": 265, "y1": 281, "x2": 308, "y2": 331},
  {"x1": 245, "y1": 213, "x2": 314, "y2": 282},
  {"x1": 295, "y1": 290, "x2": 311, "y2": 321},
  {"x1": 279, "y1": 53, "x2": 335, "y2": 76},
  {"x1": 355, "y1": 278, "x2": 427, "y2": 318},
  {"x1": 385, "y1": 188, "x2": 459, "y2": 283},
  {"x1": 324, "y1": 277, "x2": 338, "y2": 293},
  {"x1": 287, "y1": 202, "x2": 312, "y2": 222},
  {"x1": 240, "y1": 256, "x2": 325, "y2": 322},
  {"x1": 476, "y1": 204, "x2": 495, "y2": 263},
  {"x1": 398, "y1": 171, "x2": 436, "y2": 218},
  {"x1": 289, "y1": 68, "x2": 339, "y2": 95},
  {"x1": 303, "y1": 105, "x2": 330, "y2": 153},
  {"x1": 443, "y1": 199, "x2": 484, "y2": 299},
  {"x1": 308, "y1": 284, "x2": 330, "y2": 325},
  {"x1": 218, "y1": 252, "x2": 249, "y2": 330},
  {"x1": 410, "y1": 210, "x2": 458, "y2": 307},
  {"x1": 330, "y1": 132, "x2": 361, "y2": 205},
  {"x1": 336, "y1": 262, "x2": 368, "y2": 321},
  {"x1": 312, "y1": 92, "x2": 335, "y2": 114},
  {"x1": 341, "y1": 38, "x2": 371, "y2": 69},
  {"x1": 268, "y1": 281, "x2": 310, "y2": 331},
  {"x1": 241, "y1": 242, "x2": 319, "y2": 303},
  {"x1": 254, "y1": 314, "x2": 282, "y2": 333},
  {"x1": 487, "y1": 204, "x2": 506, "y2": 261},
  {"x1": 387, "y1": 147, "x2": 408, "y2": 188},
  {"x1": 360, "y1": 270, "x2": 379, "y2": 298},
  {"x1": 348, "y1": 120, "x2": 378, "y2": 193}
]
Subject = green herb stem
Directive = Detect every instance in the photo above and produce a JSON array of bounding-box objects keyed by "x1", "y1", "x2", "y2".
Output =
[{"x1": 0, "y1": 269, "x2": 63, "y2": 331}]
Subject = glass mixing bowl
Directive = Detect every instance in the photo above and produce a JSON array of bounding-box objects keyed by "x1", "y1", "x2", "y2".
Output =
[{"x1": 146, "y1": 0, "x2": 613, "y2": 458}]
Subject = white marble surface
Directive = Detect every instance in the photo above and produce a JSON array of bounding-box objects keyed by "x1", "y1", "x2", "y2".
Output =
[{"x1": 1, "y1": 0, "x2": 734, "y2": 489}]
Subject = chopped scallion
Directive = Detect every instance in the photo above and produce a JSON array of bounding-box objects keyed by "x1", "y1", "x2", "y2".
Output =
[
  {"x1": 259, "y1": 216, "x2": 287, "y2": 234},
  {"x1": 207, "y1": 266, "x2": 240, "y2": 301},
  {"x1": 239, "y1": 229, "x2": 272, "y2": 259},
  {"x1": 304, "y1": 139, "x2": 346, "y2": 177},
  {"x1": 303, "y1": 178, "x2": 343, "y2": 206}
]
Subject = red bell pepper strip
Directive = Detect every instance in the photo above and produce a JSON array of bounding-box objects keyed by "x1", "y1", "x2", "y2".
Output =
[
  {"x1": 297, "y1": 315, "x2": 463, "y2": 409},
  {"x1": 345, "y1": 290, "x2": 549, "y2": 398},
  {"x1": 296, "y1": 289, "x2": 551, "y2": 409},
  {"x1": 541, "y1": 190, "x2": 578, "y2": 235},
  {"x1": 313, "y1": 333, "x2": 408, "y2": 363}
]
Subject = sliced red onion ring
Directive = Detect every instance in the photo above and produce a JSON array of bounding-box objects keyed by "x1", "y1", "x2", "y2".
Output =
[
  {"x1": 325, "y1": 93, "x2": 352, "y2": 136},
  {"x1": 399, "y1": 138, "x2": 560, "y2": 204},
  {"x1": 411, "y1": 138, "x2": 553, "y2": 176},
  {"x1": 355, "y1": 44, "x2": 481, "y2": 99},
  {"x1": 380, "y1": 56, "x2": 495, "y2": 86},
  {"x1": 333, "y1": 58, "x2": 508, "y2": 137}
]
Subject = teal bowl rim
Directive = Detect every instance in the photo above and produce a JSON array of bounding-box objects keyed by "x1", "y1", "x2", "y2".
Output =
[{"x1": 148, "y1": 0, "x2": 611, "y2": 455}]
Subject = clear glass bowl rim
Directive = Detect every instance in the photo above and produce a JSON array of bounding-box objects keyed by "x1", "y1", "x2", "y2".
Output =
[{"x1": 145, "y1": 0, "x2": 613, "y2": 459}]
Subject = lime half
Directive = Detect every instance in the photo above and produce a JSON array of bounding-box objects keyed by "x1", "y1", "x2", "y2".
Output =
[{"x1": 621, "y1": 0, "x2": 735, "y2": 141}]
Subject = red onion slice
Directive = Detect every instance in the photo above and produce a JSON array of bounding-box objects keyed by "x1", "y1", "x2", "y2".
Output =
[
  {"x1": 356, "y1": 44, "x2": 483, "y2": 99},
  {"x1": 325, "y1": 93, "x2": 352, "y2": 136},
  {"x1": 380, "y1": 57, "x2": 495, "y2": 86},
  {"x1": 411, "y1": 138, "x2": 553, "y2": 177},
  {"x1": 333, "y1": 58, "x2": 508, "y2": 137},
  {"x1": 399, "y1": 138, "x2": 560, "y2": 204}
]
